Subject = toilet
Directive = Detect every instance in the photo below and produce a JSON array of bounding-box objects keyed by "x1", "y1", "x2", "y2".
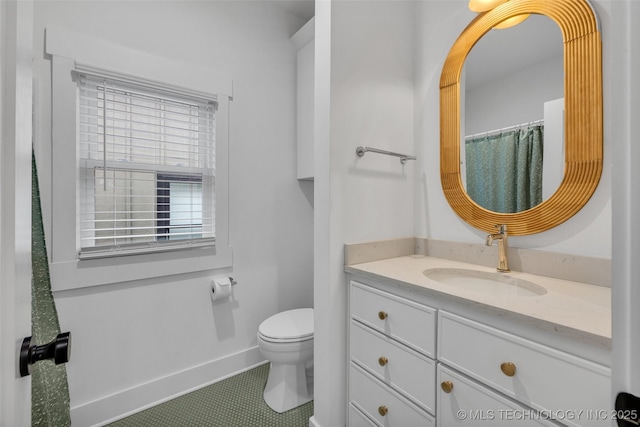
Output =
[{"x1": 257, "y1": 308, "x2": 314, "y2": 413}]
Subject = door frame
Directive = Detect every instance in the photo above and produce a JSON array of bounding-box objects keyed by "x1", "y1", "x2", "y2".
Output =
[
  {"x1": 611, "y1": 0, "x2": 640, "y2": 405},
  {"x1": 0, "y1": 1, "x2": 34, "y2": 425}
]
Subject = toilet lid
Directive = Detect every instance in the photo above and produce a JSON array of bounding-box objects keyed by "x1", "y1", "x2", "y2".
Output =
[{"x1": 258, "y1": 308, "x2": 313, "y2": 341}]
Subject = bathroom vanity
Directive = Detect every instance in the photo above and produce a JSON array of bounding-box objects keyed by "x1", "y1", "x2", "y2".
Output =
[{"x1": 345, "y1": 255, "x2": 611, "y2": 427}]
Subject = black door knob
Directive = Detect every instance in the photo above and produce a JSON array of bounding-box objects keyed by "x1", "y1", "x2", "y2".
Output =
[
  {"x1": 20, "y1": 332, "x2": 71, "y2": 377},
  {"x1": 615, "y1": 392, "x2": 640, "y2": 426}
]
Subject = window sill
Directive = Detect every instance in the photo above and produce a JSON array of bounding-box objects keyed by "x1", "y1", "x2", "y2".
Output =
[{"x1": 50, "y1": 245, "x2": 232, "y2": 291}]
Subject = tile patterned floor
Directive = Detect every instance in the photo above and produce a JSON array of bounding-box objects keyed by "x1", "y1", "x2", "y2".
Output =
[{"x1": 106, "y1": 363, "x2": 313, "y2": 427}]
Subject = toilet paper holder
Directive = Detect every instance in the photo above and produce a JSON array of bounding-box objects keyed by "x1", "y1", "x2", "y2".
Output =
[
  {"x1": 211, "y1": 276, "x2": 236, "y2": 286},
  {"x1": 210, "y1": 276, "x2": 237, "y2": 301}
]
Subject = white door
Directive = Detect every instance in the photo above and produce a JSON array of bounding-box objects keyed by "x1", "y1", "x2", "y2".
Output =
[
  {"x1": 611, "y1": 0, "x2": 640, "y2": 420},
  {"x1": 0, "y1": 1, "x2": 34, "y2": 425}
]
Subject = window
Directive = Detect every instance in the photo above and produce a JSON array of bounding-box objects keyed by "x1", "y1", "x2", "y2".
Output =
[
  {"x1": 77, "y1": 73, "x2": 217, "y2": 259},
  {"x1": 156, "y1": 174, "x2": 204, "y2": 241},
  {"x1": 46, "y1": 29, "x2": 232, "y2": 289}
]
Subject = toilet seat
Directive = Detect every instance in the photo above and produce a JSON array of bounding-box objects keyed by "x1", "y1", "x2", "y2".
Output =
[{"x1": 258, "y1": 308, "x2": 313, "y2": 343}]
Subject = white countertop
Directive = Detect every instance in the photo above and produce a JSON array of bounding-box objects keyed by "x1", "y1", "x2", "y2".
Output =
[{"x1": 345, "y1": 255, "x2": 611, "y2": 343}]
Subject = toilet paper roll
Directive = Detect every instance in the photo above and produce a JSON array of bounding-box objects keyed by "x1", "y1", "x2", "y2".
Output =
[{"x1": 211, "y1": 277, "x2": 233, "y2": 301}]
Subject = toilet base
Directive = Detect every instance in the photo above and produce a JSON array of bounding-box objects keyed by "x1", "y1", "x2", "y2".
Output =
[{"x1": 263, "y1": 361, "x2": 313, "y2": 413}]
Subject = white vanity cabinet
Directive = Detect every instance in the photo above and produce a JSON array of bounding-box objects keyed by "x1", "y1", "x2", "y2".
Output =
[
  {"x1": 347, "y1": 277, "x2": 611, "y2": 427},
  {"x1": 349, "y1": 281, "x2": 437, "y2": 426}
]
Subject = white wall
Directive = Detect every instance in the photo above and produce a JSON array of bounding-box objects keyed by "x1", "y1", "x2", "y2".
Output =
[
  {"x1": 32, "y1": 2, "x2": 313, "y2": 425},
  {"x1": 333, "y1": 3, "x2": 415, "y2": 244},
  {"x1": 313, "y1": 1, "x2": 415, "y2": 426},
  {"x1": 413, "y1": 0, "x2": 612, "y2": 258}
]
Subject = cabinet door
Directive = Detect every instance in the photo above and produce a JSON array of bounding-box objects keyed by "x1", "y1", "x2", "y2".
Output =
[
  {"x1": 437, "y1": 365, "x2": 557, "y2": 426},
  {"x1": 291, "y1": 18, "x2": 314, "y2": 180}
]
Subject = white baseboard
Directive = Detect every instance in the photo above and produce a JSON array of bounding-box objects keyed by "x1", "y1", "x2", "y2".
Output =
[
  {"x1": 309, "y1": 415, "x2": 321, "y2": 427},
  {"x1": 72, "y1": 346, "x2": 265, "y2": 427}
]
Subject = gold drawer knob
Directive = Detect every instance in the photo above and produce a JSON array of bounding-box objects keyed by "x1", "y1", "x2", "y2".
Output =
[
  {"x1": 378, "y1": 311, "x2": 388, "y2": 320},
  {"x1": 378, "y1": 356, "x2": 388, "y2": 366},
  {"x1": 378, "y1": 405, "x2": 388, "y2": 416},
  {"x1": 441, "y1": 381, "x2": 454, "y2": 393},
  {"x1": 500, "y1": 362, "x2": 516, "y2": 377}
]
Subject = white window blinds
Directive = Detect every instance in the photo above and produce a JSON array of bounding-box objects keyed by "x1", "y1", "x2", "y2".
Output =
[{"x1": 77, "y1": 73, "x2": 216, "y2": 259}]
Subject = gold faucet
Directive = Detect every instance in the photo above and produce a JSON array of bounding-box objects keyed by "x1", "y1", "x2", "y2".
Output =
[{"x1": 486, "y1": 224, "x2": 510, "y2": 272}]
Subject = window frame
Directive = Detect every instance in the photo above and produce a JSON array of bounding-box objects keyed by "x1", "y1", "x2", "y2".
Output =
[{"x1": 46, "y1": 27, "x2": 232, "y2": 291}]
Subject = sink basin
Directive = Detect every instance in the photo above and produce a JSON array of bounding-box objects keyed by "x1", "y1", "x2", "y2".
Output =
[{"x1": 423, "y1": 268, "x2": 547, "y2": 297}]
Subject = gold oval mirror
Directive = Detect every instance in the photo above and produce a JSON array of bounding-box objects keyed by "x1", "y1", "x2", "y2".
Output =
[{"x1": 440, "y1": 0, "x2": 602, "y2": 235}]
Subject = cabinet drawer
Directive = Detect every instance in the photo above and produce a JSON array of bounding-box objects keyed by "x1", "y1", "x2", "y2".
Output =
[
  {"x1": 350, "y1": 320, "x2": 436, "y2": 414},
  {"x1": 349, "y1": 403, "x2": 377, "y2": 427},
  {"x1": 437, "y1": 364, "x2": 557, "y2": 426},
  {"x1": 350, "y1": 362, "x2": 435, "y2": 427},
  {"x1": 438, "y1": 311, "x2": 610, "y2": 427},
  {"x1": 350, "y1": 281, "x2": 436, "y2": 357}
]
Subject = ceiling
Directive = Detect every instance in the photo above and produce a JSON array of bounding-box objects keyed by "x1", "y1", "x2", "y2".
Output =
[{"x1": 275, "y1": 0, "x2": 315, "y2": 22}]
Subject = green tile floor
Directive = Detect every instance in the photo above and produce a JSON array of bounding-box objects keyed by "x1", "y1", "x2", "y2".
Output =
[{"x1": 106, "y1": 363, "x2": 313, "y2": 427}]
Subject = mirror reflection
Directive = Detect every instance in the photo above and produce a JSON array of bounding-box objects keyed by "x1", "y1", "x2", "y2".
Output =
[{"x1": 461, "y1": 14, "x2": 563, "y2": 213}]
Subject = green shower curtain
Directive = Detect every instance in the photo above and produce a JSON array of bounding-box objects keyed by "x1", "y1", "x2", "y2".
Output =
[
  {"x1": 465, "y1": 125, "x2": 543, "y2": 213},
  {"x1": 31, "y1": 153, "x2": 72, "y2": 427}
]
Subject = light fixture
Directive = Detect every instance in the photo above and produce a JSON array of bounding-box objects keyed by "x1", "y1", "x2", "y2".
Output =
[
  {"x1": 493, "y1": 13, "x2": 531, "y2": 29},
  {"x1": 468, "y1": 0, "x2": 508, "y2": 13}
]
